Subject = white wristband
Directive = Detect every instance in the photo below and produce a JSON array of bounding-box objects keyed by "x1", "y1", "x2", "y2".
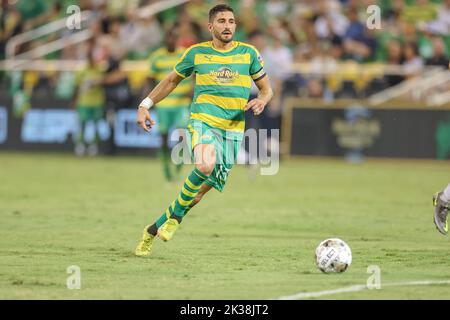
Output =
[{"x1": 139, "y1": 97, "x2": 154, "y2": 110}]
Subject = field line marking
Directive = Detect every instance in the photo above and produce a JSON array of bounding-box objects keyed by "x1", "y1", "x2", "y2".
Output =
[{"x1": 276, "y1": 280, "x2": 450, "y2": 300}]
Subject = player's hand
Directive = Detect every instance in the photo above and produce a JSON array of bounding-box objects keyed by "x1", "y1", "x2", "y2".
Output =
[
  {"x1": 136, "y1": 107, "x2": 155, "y2": 132},
  {"x1": 245, "y1": 98, "x2": 266, "y2": 116}
]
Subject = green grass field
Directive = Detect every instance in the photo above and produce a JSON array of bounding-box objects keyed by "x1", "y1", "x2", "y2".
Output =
[{"x1": 1, "y1": 152, "x2": 450, "y2": 299}]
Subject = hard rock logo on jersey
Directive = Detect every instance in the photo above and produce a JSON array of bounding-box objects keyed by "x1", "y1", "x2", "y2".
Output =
[{"x1": 209, "y1": 67, "x2": 239, "y2": 84}]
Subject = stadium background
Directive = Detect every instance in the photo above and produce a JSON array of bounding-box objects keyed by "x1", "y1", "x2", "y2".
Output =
[{"x1": 1, "y1": 0, "x2": 450, "y2": 300}]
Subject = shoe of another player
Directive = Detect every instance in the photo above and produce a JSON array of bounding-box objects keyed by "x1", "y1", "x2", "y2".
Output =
[
  {"x1": 134, "y1": 225, "x2": 155, "y2": 257},
  {"x1": 433, "y1": 192, "x2": 449, "y2": 235},
  {"x1": 157, "y1": 218, "x2": 179, "y2": 242},
  {"x1": 87, "y1": 143, "x2": 98, "y2": 157},
  {"x1": 74, "y1": 143, "x2": 86, "y2": 157}
]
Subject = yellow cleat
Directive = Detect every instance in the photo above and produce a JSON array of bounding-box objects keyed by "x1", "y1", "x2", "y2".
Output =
[
  {"x1": 134, "y1": 225, "x2": 155, "y2": 257},
  {"x1": 157, "y1": 218, "x2": 179, "y2": 242}
]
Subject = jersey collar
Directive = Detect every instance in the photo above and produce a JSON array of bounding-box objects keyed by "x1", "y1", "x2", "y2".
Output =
[{"x1": 209, "y1": 41, "x2": 239, "y2": 53}]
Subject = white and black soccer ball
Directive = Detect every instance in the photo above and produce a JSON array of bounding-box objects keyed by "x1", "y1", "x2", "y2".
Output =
[{"x1": 315, "y1": 238, "x2": 352, "y2": 273}]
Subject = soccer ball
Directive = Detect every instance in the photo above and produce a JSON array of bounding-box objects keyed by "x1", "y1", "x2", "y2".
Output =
[{"x1": 315, "y1": 238, "x2": 352, "y2": 273}]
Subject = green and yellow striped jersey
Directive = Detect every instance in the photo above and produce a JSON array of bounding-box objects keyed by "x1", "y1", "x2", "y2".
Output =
[
  {"x1": 149, "y1": 47, "x2": 192, "y2": 109},
  {"x1": 174, "y1": 41, "x2": 266, "y2": 138},
  {"x1": 76, "y1": 66, "x2": 105, "y2": 108}
]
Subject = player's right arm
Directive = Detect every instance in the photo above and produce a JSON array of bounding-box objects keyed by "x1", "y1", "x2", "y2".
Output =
[{"x1": 137, "y1": 71, "x2": 184, "y2": 132}]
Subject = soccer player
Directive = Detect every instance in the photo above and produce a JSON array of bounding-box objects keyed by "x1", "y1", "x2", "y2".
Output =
[
  {"x1": 134, "y1": 4, "x2": 273, "y2": 256},
  {"x1": 147, "y1": 28, "x2": 192, "y2": 181},
  {"x1": 433, "y1": 186, "x2": 450, "y2": 235},
  {"x1": 74, "y1": 51, "x2": 105, "y2": 157}
]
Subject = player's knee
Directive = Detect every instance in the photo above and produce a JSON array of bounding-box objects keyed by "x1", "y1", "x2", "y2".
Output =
[
  {"x1": 196, "y1": 161, "x2": 215, "y2": 176},
  {"x1": 194, "y1": 144, "x2": 216, "y2": 176}
]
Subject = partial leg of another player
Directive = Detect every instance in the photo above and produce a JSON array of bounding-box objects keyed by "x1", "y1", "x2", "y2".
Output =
[
  {"x1": 433, "y1": 183, "x2": 450, "y2": 235},
  {"x1": 174, "y1": 130, "x2": 185, "y2": 179},
  {"x1": 160, "y1": 132, "x2": 172, "y2": 181},
  {"x1": 74, "y1": 119, "x2": 87, "y2": 157}
]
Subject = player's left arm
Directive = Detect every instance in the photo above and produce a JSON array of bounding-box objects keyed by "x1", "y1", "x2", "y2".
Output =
[{"x1": 245, "y1": 75, "x2": 274, "y2": 116}]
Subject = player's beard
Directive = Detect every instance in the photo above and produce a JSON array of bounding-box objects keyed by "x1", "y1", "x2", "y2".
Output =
[{"x1": 213, "y1": 29, "x2": 233, "y2": 44}]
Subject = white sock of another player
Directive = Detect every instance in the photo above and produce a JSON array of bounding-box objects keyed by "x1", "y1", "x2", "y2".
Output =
[{"x1": 442, "y1": 183, "x2": 450, "y2": 202}]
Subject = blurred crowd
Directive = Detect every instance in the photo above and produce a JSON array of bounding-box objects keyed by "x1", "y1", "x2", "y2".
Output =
[{"x1": 0, "y1": 0, "x2": 449, "y2": 104}]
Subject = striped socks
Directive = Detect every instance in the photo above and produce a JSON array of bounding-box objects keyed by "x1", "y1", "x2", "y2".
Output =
[
  {"x1": 172, "y1": 168, "x2": 208, "y2": 217},
  {"x1": 152, "y1": 168, "x2": 208, "y2": 231}
]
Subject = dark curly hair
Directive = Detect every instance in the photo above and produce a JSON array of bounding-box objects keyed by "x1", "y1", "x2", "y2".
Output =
[{"x1": 209, "y1": 4, "x2": 234, "y2": 22}]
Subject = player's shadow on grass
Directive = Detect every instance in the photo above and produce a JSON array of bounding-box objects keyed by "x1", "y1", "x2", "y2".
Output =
[{"x1": 101, "y1": 247, "x2": 172, "y2": 261}]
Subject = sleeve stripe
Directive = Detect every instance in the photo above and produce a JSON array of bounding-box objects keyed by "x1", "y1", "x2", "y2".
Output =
[
  {"x1": 253, "y1": 73, "x2": 267, "y2": 82},
  {"x1": 250, "y1": 67, "x2": 263, "y2": 76},
  {"x1": 251, "y1": 68, "x2": 266, "y2": 80}
]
